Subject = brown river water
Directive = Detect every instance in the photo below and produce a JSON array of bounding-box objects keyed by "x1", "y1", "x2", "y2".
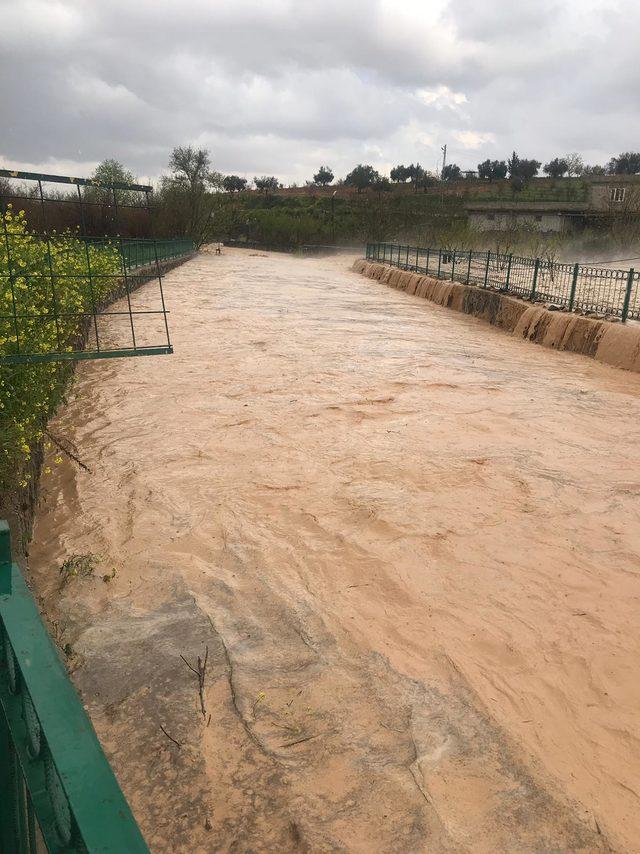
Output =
[{"x1": 30, "y1": 248, "x2": 640, "y2": 852}]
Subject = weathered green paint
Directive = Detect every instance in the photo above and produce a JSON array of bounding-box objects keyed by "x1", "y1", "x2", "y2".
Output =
[
  {"x1": 569, "y1": 262, "x2": 579, "y2": 311},
  {"x1": 0, "y1": 522, "x2": 10, "y2": 596},
  {"x1": 364, "y1": 244, "x2": 639, "y2": 321},
  {"x1": 0, "y1": 168, "x2": 152, "y2": 193},
  {"x1": 0, "y1": 523, "x2": 149, "y2": 853},
  {"x1": 531, "y1": 258, "x2": 540, "y2": 300},
  {"x1": 1, "y1": 345, "x2": 173, "y2": 366},
  {"x1": 622, "y1": 267, "x2": 635, "y2": 323},
  {"x1": 505, "y1": 254, "x2": 513, "y2": 291}
]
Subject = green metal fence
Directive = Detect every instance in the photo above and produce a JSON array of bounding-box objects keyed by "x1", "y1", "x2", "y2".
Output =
[
  {"x1": 86, "y1": 238, "x2": 196, "y2": 271},
  {"x1": 1, "y1": 168, "x2": 196, "y2": 366},
  {"x1": 0, "y1": 521, "x2": 148, "y2": 853},
  {"x1": 366, "y1": 242, "x2": 640, "y2": 322}
]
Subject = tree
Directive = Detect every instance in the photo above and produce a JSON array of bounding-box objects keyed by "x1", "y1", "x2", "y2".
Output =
[
  {"x1": 390, "y1": 165, "x2": 410, "y2": 183},
  {"x1": 565, "y1": 153, "x2": 584, "y2": 176},
  {"x1": 508, "y1": 151, "x2": 541, "y2": 186},
  {"x1": 208, "y1": 170, "x2": 225, "y2": 191},
  {"x1": 373, "y1": 175, "x2": 392, "y2": 193},
  {"x1": 169, "y1": 146, "x2": 211, "y2": 190},
  {"x1": 406, "y1": 163, "x2": 427, "y2": 190},
  {"x1": 343, "y1": 164, "x2": 380, "y2": 192},
  {"x1": 583, "y1": 164, "x2": 607, "y2": 175},
  {"x1": 313, "y1": 165, "x2": 334, "y2": 186},
  {"x1": 254, "y1": 176, "x2": 280, "y2": 193},
  {"x1": 477, "y1": 159, "x2": 508, "y2": 181},
  {"x1": 543, "y1": 158, "x2": 569, "y2": 178},
  {"x1": 223, "y1": 175, "x2": 248, "y2": 193},
  {"x1": 91, "y1": 159, "x2": 135, "y2": 187},
  {"x1": 441, "y1": 163, "x2": 462, "y2": 181},
  {"x1": 86, "y1": 159, "x2": 137, "y2": 205},
  {"x1": 607, "y1": 152, "x2": 640, "y2": 175},
  {"x1": 166, "y1": 146, "x2": 219, "y2": 243}
]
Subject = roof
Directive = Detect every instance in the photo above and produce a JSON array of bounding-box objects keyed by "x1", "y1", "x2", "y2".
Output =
[{"x1": 465, "y1": 200, "x2": 588, "y2": 213}]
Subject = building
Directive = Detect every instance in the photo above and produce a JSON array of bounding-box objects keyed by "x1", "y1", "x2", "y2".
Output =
[{"x1": 464, "y1": 175, "x2": 640, "y2": 233}]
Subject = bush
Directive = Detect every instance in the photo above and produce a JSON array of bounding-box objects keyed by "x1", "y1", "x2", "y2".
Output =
[{"x1": 0, "y1": 207, "x2": 121, "y2": 491}]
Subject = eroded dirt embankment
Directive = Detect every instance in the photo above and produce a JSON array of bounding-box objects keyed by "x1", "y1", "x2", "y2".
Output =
[
  {"x1": 354, "y1": 259, "x2": 640, "y2": 372},
  {"x1": 28, "y1": 249, "x2": 640, "y2": 852}
]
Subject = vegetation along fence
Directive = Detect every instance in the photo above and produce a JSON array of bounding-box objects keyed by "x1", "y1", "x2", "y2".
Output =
[
  {"x1": 366, "y1": 243, "x2": 640, "y2": 322},
  {"x1": 0, "y1": 521, "x2": 148, "y2": 852},
  {"x1": 0, "y1": 169, "x2": 196, "y2": 366},
  {"x1": 88, "y1": 237, "x2": 195, "y2": 271}
]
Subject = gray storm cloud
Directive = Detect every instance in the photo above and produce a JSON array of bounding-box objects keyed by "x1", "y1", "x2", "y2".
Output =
[{"x1": 0, "y1": 0, "x2": 637, "y2": 182}]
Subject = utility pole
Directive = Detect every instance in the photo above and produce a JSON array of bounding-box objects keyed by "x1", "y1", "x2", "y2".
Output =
[
  {"x1": 331, "y1": 190, "x2": 337, "y2": 244},
  {"x1": 440, "y1": 144, "x2": 447, "y2": 207}
]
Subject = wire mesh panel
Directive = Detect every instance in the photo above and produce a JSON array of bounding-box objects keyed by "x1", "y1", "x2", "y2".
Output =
[
  {"x1": 366, "y1": 243, "x2": 639, "y2": 321},
  {"x1": 0, "y1": 169, "x2": 193, "y2": 366}
]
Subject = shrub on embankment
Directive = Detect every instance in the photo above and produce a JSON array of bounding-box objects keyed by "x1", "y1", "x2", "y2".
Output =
[
  {"x1": 210, "y1": 191, "x2": 466, "y2": 246},
  {"x1": 0, "y1": 207, "x2": 121, "y2": 500}
]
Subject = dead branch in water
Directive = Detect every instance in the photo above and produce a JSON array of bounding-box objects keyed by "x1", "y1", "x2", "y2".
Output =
[
  {"x1": 180, "y1": 645, "x2": 209, "y2": 717},
  {"x1": 45, "y1": 429, "x2": 93, "y2": 474},
  {"x1": 160, "y1": 724, "x2": 182, "y2": 748}
]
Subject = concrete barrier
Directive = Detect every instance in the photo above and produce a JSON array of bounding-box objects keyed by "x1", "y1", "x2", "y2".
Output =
[{"x1": 352, "y1": 259, "x2": 640, "y2": 373}]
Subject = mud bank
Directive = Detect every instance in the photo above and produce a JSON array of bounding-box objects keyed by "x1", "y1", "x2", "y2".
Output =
[{"x1": 353, "y1": 259, "x2": 640, "y2": 372}]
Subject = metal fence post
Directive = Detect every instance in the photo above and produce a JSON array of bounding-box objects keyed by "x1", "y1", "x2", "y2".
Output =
[
  {"x1": 531, "y1": 258, "x2": 540, "y2": 300},
  {"x1": 0, "y1": 520, "x2": 11, "y2": 595},
  {"x1": 484, "y1": 250, "x2": 490, "y2": 288},
  {"x1": 505, "y1": 254, "x2": 513, "y2": 291},
  {"x1": 437, "y1": 249, "x2": 442, "y2": 279},
  {"x1": 466, "y1": 250, "x2": 472, "y2": 284},
  {"x1": 569, "y1": 262, "x2": 579, "y2": 311},
  {"x1": 405, "y1": 244, "x2": 410, "y2": 268},
  {"x1": 426, "y1": 248, "x2": 430, "y2": 275},
  {"x1": 451, "y1": 250, "x2": 456, "y2": 281},
  {"x1": 622, "y1": 267, "x2": 635, "y2": 322},
  {"x1": 415, "y1": 246, "x2": 419, "y2": 271},
  {"x1": 0, "y1": 712, "x2": 14, "y2": 853}
]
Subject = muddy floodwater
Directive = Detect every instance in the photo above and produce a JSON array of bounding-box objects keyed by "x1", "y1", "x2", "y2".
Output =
[{"x1": 31, "y1": 249, "x2": 640, "y2": 852}]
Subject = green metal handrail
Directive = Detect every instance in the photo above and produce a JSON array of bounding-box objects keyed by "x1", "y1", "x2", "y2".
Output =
[
  {"x1": 81, "y1": 237, "x2": 196, "y2": 270},
  {"x1": 365, "y1": 242, "x2": 640, "y2": 322},
  {"x1": 0, "y1": 521, "x2": 148, "y2": 853}
]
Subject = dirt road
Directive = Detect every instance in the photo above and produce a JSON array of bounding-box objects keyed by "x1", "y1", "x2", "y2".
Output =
[{"x1": 30, "y1": 249, "x2": 640, "y2": 852}]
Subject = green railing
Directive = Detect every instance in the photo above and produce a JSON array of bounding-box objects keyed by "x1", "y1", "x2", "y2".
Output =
[
  {"x1": 366, "y1": 242, "x2": 640, "y2": 322},
  {"x1": 0, "y1": 521, "x2": 148, "y2": 853},
  {"x1": 84, "y1": 237, "x2": 196, "y2": 270}
]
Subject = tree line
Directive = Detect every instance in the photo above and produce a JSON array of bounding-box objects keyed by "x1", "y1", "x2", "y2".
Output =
[{"x1": 32, "y1": 145, "x2": 638, "y2": 246}]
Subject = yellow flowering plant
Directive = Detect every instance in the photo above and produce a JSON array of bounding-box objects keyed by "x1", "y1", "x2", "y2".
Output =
[{"x1": 1, "y1": 207, "x2": 121, "y2": 491}]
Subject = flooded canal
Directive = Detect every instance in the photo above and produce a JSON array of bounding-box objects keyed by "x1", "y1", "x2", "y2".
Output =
[{"x1": 30, "y1": 248, "x2": 640, "y2": 852}]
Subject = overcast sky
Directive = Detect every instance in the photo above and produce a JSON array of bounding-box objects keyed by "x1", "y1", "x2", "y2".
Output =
[{"x1": 1, "y1": 0, "x2": 638, "y2": 185}]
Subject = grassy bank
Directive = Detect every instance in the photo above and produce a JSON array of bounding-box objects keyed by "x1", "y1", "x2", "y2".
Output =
[{"x1": 210, "y1": 191, "x2": 466, "y2": 247}]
